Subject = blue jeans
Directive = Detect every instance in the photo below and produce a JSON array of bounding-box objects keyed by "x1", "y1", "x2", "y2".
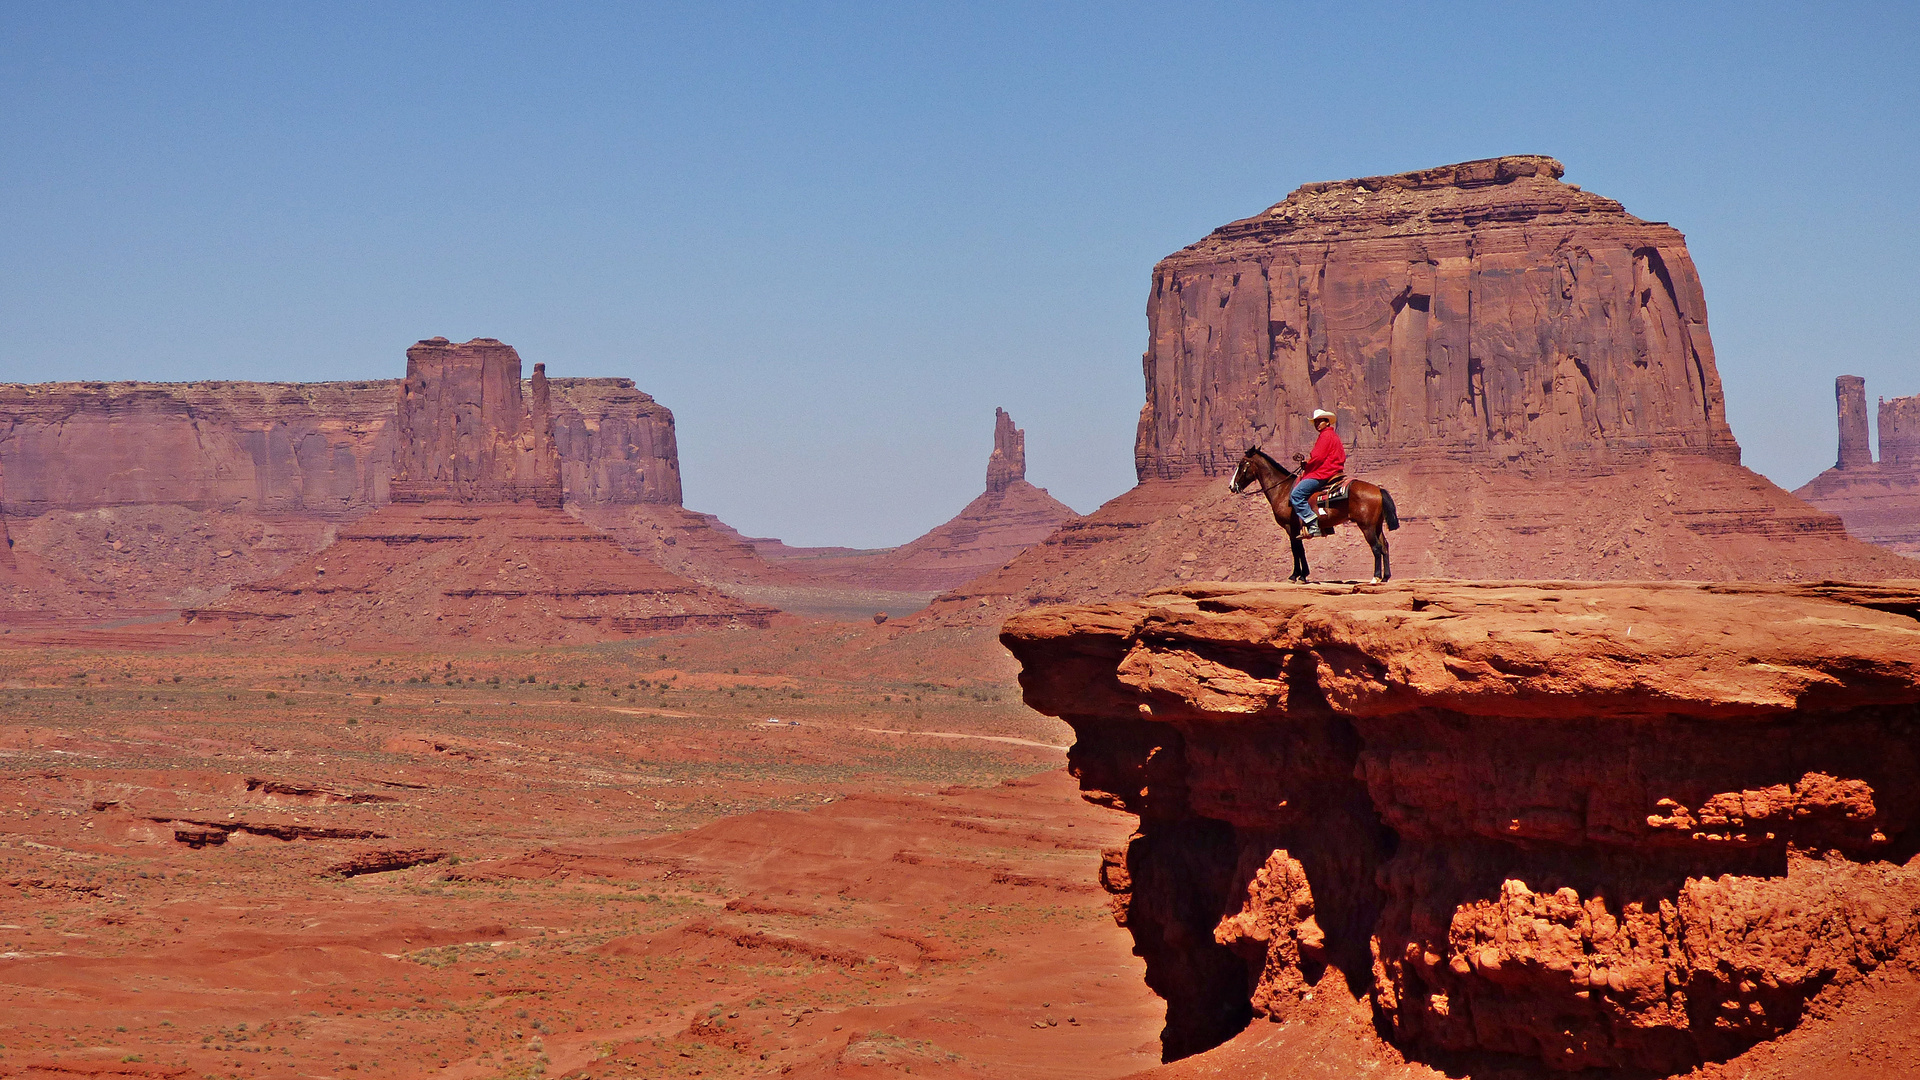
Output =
[{"x1": 1291, "y1": 477, "x2": 1326, "y2": 525}]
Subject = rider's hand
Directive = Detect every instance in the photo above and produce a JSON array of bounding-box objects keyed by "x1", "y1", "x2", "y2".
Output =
[{"x1": 1291, "y1": 453, "x2": 1305, "y2": 463}]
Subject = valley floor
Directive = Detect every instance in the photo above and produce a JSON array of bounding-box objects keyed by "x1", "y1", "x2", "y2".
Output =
[{"x1": 0, "y1": 626, "x2": 1165, "y2": 1079}]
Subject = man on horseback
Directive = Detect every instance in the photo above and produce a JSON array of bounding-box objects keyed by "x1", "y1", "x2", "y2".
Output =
[{"x1": 1291, "y1": 409, "x2": 1345, "y2": 538}]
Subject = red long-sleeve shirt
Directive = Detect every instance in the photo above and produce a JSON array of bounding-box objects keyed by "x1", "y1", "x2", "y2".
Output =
[{"x1": 1301, "y1": 427, "x2": 1346, "y2": 481}]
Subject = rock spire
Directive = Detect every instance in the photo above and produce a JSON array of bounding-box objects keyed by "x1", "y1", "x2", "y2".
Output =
[
  {"x1": 1837, "y1": 375, "x2": 1873, "y2": 468},
  {"x1": 985, "y1": 408, "x2": 1026, "y2": 493}
]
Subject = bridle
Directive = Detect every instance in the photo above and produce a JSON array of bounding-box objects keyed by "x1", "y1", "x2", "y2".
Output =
[{"x1": 1228, "y1": 450, "x2": 1293, "y2": 498}]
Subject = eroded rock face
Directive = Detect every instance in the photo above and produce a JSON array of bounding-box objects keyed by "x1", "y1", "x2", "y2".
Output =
[
  {"x1": 0, "y1": 379, "x2": 397, "y2": 519},
  {"x1": 0, "y1": 371, "x2": 681, "y2": 518},
  {"x1": 0, "y1": 456, "x2": 14, "y2": 574},
  {"x1": 1135, "y1": 155, "x2": 1738, "y2": 480},
  {"x1": 1838, "y1": 375, "x2": 1873, "y2": 468},
  {"x1": 986, "y1": 407, "x2": 1026, "y2": 494},
  {"x1": 390, "y1": 338, "x2": 562, "y2": 507},
  {"x1": 1002, "y1": 581, "x2": 1920, "y2": 1072},
  {"x1": 1882, "y1": 393, "x2": 1920, "y2": 467}
]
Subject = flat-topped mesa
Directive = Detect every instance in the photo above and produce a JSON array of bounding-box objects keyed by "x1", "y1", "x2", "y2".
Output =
[
  {"x1": 0, "y1": 375, "x2": 679, "y2": 518},
  {"x1": 985, "y1": 407, "x2": 1026, "y2": 494},
  {"x1": 389, "y1": 337, "x2": 563, "y2": 507},
  {"x1": 1838, "y1": 375, "x2": 1874, "y2": 467},
  {"x1": 1137, "y1": 155, "x2": 1738, "y2": 478},
  {"x1": 1002, "y1": 582, "x2": 1920, "y2": 1071}
]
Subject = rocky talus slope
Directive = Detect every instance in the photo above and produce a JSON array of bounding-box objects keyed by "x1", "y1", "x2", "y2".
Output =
[
  {"x1": 1796, "y1": 375, "x2": 1920, "y2": 556},
  {"x1": 1002, "y1": 581, "x2": 1920, "y2": 1074},
  {"x1": 186, "y1": 502, "x2": 773, "y2": 645}
]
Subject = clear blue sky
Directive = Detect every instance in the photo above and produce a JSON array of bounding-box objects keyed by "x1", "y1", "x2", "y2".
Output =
[{"x1": 3, "y1": 3, "x2": 1916, "y2": 547}]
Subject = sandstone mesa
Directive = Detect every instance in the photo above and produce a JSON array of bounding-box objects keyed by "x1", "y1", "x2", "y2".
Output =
[{"x1": 183, "y1": 337, "x2": 774, "y2": 644}]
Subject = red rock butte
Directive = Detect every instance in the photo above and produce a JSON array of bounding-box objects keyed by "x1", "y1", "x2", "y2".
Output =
[
  {"x1": 184, "y1": 338, "x2": 773, "y2": 644},
  {"x1": 1135, "y1": 155, "x2": 1734, "y2": 477},
  {"x1": 919, "y1": 157, "x2": 1916, "y2": 621},
  {"x1": 1795, "y1": 374, "x2": 1920, "y2": 556},
  {"x1": 389, "y1": 337, "x2": 563, "y2": 508},
  {"x1": 1003, "y1": 580, "x2": 1920, "y2": 1072}
]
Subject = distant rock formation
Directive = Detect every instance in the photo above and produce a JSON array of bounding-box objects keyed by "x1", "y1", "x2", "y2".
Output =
[
  {"x1": 0, "y1": 354, "x2": 687, "y2": 614},
  {"x1": 1881, "y1": 392, "x2": 1920, "y2": 466},
  {"x1": 985, "y1": 407, "x2": 1025, "y2": 493},
  {"x1": 919, "y1": 158, "x2": 1914, "y2": 624},
  {"x1": 1837, "y1": 375, "x2": 1874, "y2": 468},
  {"x1": 389, "y1": 337, "x2": 563, "y2": 507},
  {"x1": 185, "y1": 338, "x2": 773, "y2": 643},
  {"x1": 0, "y1": 370, "x2": 680, "y2": 519},
  {"x1": 751, "y1": 408, "x2": 1079, "y2": 593},
  {"x1": 1795, "y1": 376, "x2": 1920, "y2": 556},
  {"x1": 1004, "y1": 580, "x2": 1920, "y2": 1071}
]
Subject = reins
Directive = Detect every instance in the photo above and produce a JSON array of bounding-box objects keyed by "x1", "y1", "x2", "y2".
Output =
[{"x1": 1236, "y1": 449, "x2": 1296, "y2": 500}]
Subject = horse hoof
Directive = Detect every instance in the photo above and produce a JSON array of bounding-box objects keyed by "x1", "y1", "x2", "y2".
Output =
[{"x1": 1368, "y1": 577, "x2": 1382, "y2": 585}]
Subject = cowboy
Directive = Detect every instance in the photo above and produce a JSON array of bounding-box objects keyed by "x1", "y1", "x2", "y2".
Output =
[{"x1": 1291, "y1": 409, "x2": 1345, "y2": 537}]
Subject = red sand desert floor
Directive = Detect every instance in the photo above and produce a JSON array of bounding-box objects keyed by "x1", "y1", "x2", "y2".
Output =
[{"x1": 0, "y1": 627, "x2": 1165, "y2": 1080}]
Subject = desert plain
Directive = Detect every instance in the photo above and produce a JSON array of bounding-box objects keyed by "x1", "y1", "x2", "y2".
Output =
[{"x1": 8, "y1": 155, "x2": 1920, "y2": 1080}]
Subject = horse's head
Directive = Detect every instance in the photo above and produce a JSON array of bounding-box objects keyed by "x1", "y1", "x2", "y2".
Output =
[{"x1": 1227, "y1": 448, "x2": 1261, "y2": 494}]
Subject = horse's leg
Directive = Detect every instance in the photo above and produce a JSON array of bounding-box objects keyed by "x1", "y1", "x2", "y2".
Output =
[
  {"x1": 1366, "y1": 515, "x2": 1391, "y2": 583},
  {"x1": 1290, "y1": 529, "x2": 1309, "y2": 582}
]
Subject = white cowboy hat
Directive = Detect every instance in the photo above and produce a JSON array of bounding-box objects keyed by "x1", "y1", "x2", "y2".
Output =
[{"x1": 1311, "y1": 409, "x2": 1336, "y2": 423}]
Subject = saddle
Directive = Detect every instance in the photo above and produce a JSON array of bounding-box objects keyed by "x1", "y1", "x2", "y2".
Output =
[{"x1": 1308, "y1": 474, "x2": 1350, "y2": 516}]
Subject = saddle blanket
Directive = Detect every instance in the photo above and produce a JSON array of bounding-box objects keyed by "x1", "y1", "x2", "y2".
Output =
[{"x1": 1309, "y1": 476, "x2": 1350, "y2": 515}]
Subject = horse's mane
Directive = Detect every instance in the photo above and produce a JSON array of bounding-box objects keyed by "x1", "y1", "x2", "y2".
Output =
[{"x1": 1246, "y1": 447, "x2": 1292, "y2": 473}]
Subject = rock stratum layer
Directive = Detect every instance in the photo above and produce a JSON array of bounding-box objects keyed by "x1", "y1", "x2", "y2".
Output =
[
  {"x1": 1136, "y1": 155, "x2": 1735, "y2": 478},
  {"x1": 1003, "y1": 581, "x2": 1920, "y2": 1074},
  {"x1": 1796, "y1": 376, "x2": 1920, "y2": 557}
]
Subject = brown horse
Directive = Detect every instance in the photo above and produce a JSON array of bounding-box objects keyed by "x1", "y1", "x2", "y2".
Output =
[{"x1": 1227, "y1": 447, "x2": 1400, "y2": 583}]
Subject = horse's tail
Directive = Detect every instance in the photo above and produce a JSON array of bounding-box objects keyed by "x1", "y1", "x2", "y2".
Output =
[{"x1": 1381, "y1": 488, "x2": 1400, "y2": 531}]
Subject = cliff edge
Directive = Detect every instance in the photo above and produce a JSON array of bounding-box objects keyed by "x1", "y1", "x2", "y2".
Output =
[{"x1": 1003, "y1": 580, "x2": 1920, "y2": 1075}]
